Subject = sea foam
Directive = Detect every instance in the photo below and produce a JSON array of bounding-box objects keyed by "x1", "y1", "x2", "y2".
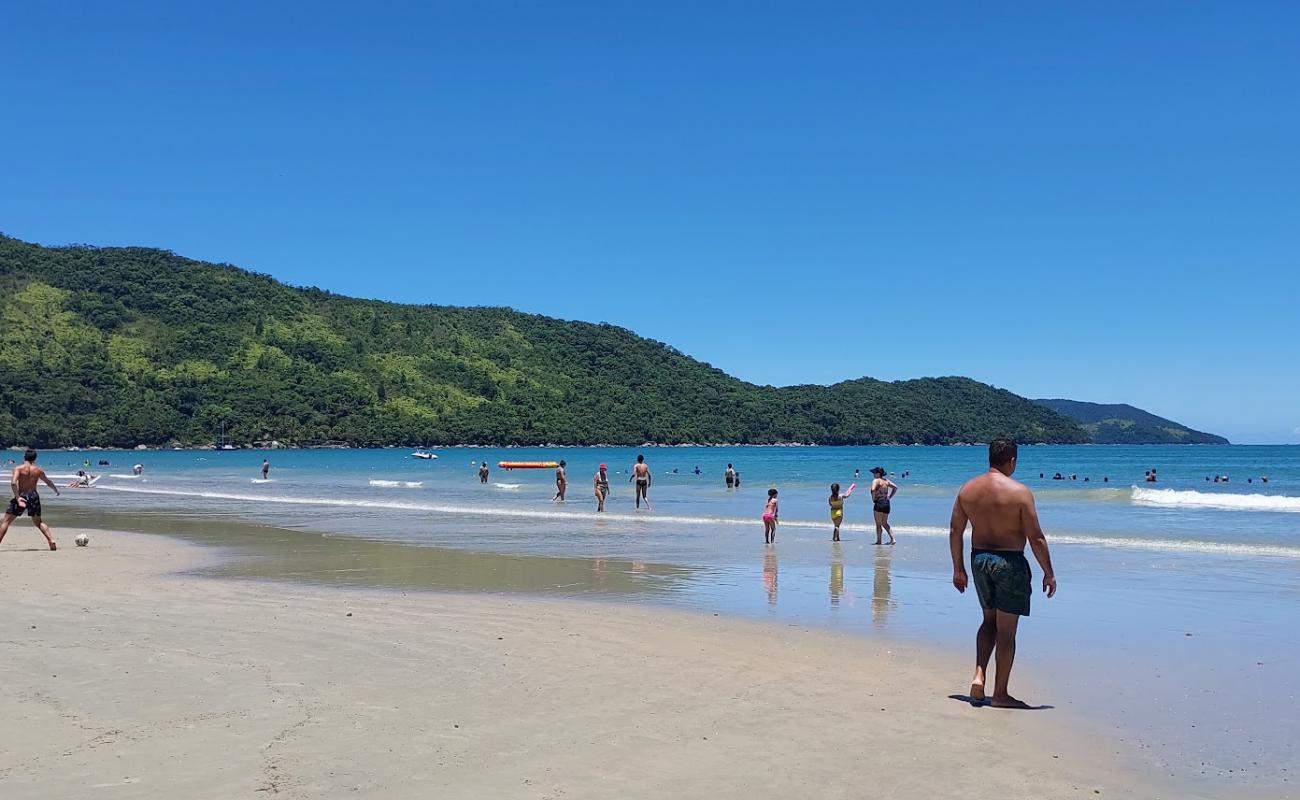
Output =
[{"x1": 1131, "y1": 486, "x2": 1300, "y2": 513}]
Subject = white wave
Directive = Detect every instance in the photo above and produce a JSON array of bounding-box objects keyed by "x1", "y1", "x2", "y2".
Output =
[
  {"x1": 108, "y1": 474, "x2": 143, "y2": 479},
  {"x1": 369, "y1": 480, "x2": 424, "y2": 488},
  {"x1": 494, "y1": 483, "x2": 523, "y2": 490},
  {"x1": 1131, "y1": 487, "x2": 1300, "y2": 513},
  {"x1": 92, "y1": 484, "x2": 1300, "y2": 560},
  {"x1": 250, "y1": 478, "x2": 274, "y2": 484}
]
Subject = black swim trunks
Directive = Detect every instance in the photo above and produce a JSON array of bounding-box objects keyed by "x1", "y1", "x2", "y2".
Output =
[
  {"x1": 6, "y1": 491, "x2": 41, "y2": 518},
  {"x1": 971, "y1": 548, "x2": 1032, "y2": 617}
]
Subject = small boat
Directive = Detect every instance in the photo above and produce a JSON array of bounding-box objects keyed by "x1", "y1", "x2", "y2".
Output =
[{"x1": 411, "y1": 450, "x2": 438, "y2": 460}]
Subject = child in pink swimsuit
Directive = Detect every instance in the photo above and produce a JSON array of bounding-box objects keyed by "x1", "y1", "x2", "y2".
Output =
[{"x1": 762, "y1": 489, "x2": 779, "y2": 544}]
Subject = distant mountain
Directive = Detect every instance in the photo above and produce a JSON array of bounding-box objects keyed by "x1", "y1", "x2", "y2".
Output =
[
  {"x1": 1033, "y1": 399, "x2": 1228, "y2": 445},
  {"x1": 0, "y1": 234, "x2": 1089, "y2": 447}
]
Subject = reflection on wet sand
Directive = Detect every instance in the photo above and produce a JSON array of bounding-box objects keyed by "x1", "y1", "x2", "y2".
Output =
[
  {"x1": 872, "y1": 548, "x2": 893, "y2": 626},
  {"x1": 59, "y1": 509, "x2": 694, "y2": 596},
  {"x1": 829, "y1": 543, "x2": 844, "y2": 608},
  {"x1": 763, "y1": 548, "x2": 778, "y2": 605}
]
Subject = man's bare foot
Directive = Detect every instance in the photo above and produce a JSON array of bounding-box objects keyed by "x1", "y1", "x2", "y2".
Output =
[
  {"x1": 991, "y1": 694, "x2": 1032, "y2": 709},
  {"x1": 969, "y1": 681, "x2": 986, "y2": 703},
  {"x1": 48, "y1": 541, "x2": 57, "y2": 551}
]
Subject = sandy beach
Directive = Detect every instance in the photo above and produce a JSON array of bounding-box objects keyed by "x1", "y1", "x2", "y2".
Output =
[{"x1": 1, "y1": 529, "x2": 1205, "y2": 799}]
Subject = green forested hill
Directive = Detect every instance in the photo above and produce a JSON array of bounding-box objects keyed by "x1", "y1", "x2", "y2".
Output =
[
  {"x1": 0, "y1": 235, "x2": 1087, "y2": 447},
  {"x1": 1033, "y1": 399, "x2": 1228, "y2": 444}
]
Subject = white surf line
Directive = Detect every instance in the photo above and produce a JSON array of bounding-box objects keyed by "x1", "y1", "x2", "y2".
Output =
[{"x1": 95, "y1": 484, "x2": 1300, "y2": 559}]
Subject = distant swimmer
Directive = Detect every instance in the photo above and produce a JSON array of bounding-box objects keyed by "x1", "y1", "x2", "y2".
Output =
[
  {"x1": 132, "y1": 463, "x2": 144, "y2": 476},
  {"x1": 762, "y1": 488, "x2": 779, "y2": 544},
  {"x1": 478, "y1": 462, "x2": 489, "y2": 483},
  {"x1": 725, "y1": 464, "x2": 736, "y2": 488},
  {"x1": 594, "y1": 464, "x2": 610, "y2": 512},
  {"x1": 553, "y1": 460, "x2": 568, "y2": 502},
  {"x1": 630, "y1": 454, "x2": 651, "y2": 509},
  {"x1": 1145, "y1": 469, "x2": 1157, "y2": 483},
  {"x1": 261, "y1": 459, "x2": 270, "y2": 480},
  {"x1": 693, "y1": 466, "x2": 701, "y2": 475},
  {"x1": 1262, "y1": 476, "x2": 1270, "y2": 483},
  {"x1": 734, "y1": 471, "x2": 741, "y2": 487},
  {"x1": 828, "y1": 482, "x2": 853, "y2": 542},
  {"x1": 2, "y1": 448, "x2": 61, "y2": 551},
  {"x1": 949, "y1": 439, "x2": 1057, "y2": 709},
  {"x1": 855, "y1": 468, "x2": 861, "y2": 481},
  {"x1": 1052, "y1": 472, "x2": 1063, "y2": 481},
  {"x1": 869, "y1": 466, "x2": 897, "y2": 546}
]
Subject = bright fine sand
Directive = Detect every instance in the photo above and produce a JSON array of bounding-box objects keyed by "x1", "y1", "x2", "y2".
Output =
[{"x1": 2, "y1": 530, "x2": 1195, "y2": 800}]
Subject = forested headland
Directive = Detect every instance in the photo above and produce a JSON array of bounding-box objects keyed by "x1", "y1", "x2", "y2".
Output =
[{"x1": 0, "y1": 235, "x2": 1089, "y2": 448}]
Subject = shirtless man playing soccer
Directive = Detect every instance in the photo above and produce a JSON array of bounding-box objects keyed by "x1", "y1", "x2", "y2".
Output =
[
  {"x1": 949, "y1": 438, "x2": 1056, "y2": 708},
  {"x1": 2, "y1": 448, "x2": 61, "y2": 551}
]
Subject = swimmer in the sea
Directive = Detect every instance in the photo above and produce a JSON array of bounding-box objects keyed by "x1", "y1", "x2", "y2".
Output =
[
  {"x1": 261, "y1": 459, "x2": 270, "y2": 480},
  {"x1": 478, "y1": 462, "x2": 489, "y2": 483},
  {"x1": 762, "y1": 488, "x2": 779, "y2": 544},
  {"x1": 630, "y1": 454, "x2": 651, "y2": 509}
]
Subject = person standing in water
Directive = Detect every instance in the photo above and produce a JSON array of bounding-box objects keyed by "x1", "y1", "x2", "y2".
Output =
[
  {"x1": 553, "y1": 460, "x2": 568, "y2": 501},
  {"x1": 630, "y1": 454, "x2": 651, "y2": 509},
  {"x1": 762, "y1": 488, "x2": 779, "y2": 544},
  {"x1": 261, "y1": 459, "x2": 270, "y2": 480},
  {"x1": 478, "y1": 462, "x2": 489, "y2": 483},
  {"x1": 594, "y1": 464, "x2": 610, "y2": 512},
  {"x1": 828, "y1": 482, "x2": 853, "y2": 542},
  {"x1": 869, "y1": 466, "x2": 898, "y2": 545},
  {"x1": 725, "y1": 464, "x2": 736, "y2": 488},
  {"x1": 949, "y1": 439, "x2": 1058, "y2": 709},
  {"x1": 1, "y1": 449, "x2": 61, "y2": 551}
]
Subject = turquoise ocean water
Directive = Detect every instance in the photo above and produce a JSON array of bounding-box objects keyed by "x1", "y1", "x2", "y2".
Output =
[{"x1": 29, "y1": 444, "x2": 1300, "y2": 791}]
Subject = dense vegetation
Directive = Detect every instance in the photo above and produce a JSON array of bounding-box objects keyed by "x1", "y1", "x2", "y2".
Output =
[
  {"x1": 0, "y1": 235, "x2": 1089, "y2": 448},
  {"x1": 1034, "y1": 399, "x2": 1228, "y2": 444}
]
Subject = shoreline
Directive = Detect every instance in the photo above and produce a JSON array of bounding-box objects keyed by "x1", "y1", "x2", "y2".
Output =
[{"x1": 0, "y1": 525, "x2": 1209, "y2": 799}]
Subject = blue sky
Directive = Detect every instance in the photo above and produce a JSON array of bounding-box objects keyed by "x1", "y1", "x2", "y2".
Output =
[{"x1": 3, "y1": 2, "x2": 1297, "y2": 443}]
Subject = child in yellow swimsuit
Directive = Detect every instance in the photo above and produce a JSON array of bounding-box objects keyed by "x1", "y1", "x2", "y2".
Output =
[{"x1": 828, "y1": 483, "x2": 848, "y2": 542}]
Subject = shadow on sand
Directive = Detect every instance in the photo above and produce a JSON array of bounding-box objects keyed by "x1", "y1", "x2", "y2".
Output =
[{"x1": 948, "y1": 694, "x2": 1054, "y2": 710}]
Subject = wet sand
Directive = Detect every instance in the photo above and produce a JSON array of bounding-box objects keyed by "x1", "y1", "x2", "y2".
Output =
[{"x1": 0, "y1": 527, "x2": 1203, "y2": 799}]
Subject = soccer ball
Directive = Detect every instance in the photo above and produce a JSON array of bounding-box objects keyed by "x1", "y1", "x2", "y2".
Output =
[{"x1": 74, "y1": 533, "x2": 89, "y2": 547}]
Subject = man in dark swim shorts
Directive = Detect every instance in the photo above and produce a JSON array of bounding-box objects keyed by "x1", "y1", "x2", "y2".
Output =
[
  {"x1": 2, "y1": 448, "x2": 61, "y2": 551},
  {"x1": 949, "y1": 439, "x2": 1056, "y2": 708},
  {"x1": 971, "y1": 549, "x2": 1032, "y2": 617}
]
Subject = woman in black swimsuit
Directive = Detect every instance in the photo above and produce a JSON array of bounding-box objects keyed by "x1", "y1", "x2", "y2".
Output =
[{"x1": 869, "y1": 466, "x2": 897, "y2": 545}]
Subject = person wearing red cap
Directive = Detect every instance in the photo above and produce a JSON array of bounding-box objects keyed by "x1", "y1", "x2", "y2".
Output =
[{"x1": 594, "y1": 463, "x2": 610, "y2": 512}]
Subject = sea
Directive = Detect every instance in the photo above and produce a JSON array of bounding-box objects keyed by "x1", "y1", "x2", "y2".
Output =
[{"x1": 32, "y1": 444, "x2": 1300, "y2": 793}]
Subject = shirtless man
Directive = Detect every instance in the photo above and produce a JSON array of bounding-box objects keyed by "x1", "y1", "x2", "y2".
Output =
[
  {"x1": 630, "y1": 454, "x2": 651, "y2": 509},
  {"x1": 1, "y1": 449, "x2": 61, "y2": 551},
  {"x1": 478, "y1": 462, "x2": 490, "y2": 484},
  {"x1": 949, "y1": 439, "x2": 1056, "y2": 709},
  {"x1": 553, "y1": 460, "x2": 568, "y2": 501},
  {"x1": 594, "y1": 463, "x2": 610, "y2": 512},
  {"x1": 261, "y1": 459, "x2": 270, "y2": 480}
]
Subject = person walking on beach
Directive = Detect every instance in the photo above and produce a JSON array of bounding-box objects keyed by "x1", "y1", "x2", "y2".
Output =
[
  {"x1": 594, "y1": 464, "x2": 610, "y2": 512},
  {"x1": 828, "y1": 482, "x2": 853, "y2": 542},
  {"x1": 553, "y1": 460, "x2": 568, "y2": 501},
  {"x1": 1, "y1": 449, "x2": 61, "y2": 551},
  {"x1": 725, "y1": 464, "x2": 736, "y2": 488},
  {"x1": 261, "y1": 459, "x2": 270, "y2": 480},
  {"x1": 949, "y1": 439, "x2": 1057, "y2": 709},
  {"x1": 762, "y1": 488, "x2": 779, "y2": 544},
  {"x1": 630, "y1": 454, "x2": 651, "y2": 509},
  {"x1": 478, "y1": 462, "x2": 489, "y2": 483},
  {"x1": 870, "y1": 466, "x2": 898, "y2": 546}
]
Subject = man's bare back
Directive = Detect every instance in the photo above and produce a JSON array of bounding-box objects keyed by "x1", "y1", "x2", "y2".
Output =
[
  {"x1": 954, "y1": 470, "x2": 1036, "y2": 552},
  {"x1": 12, "y1": 462, "x2": 51, "y2": 496}
]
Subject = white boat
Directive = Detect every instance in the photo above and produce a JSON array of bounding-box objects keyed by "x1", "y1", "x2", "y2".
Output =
[{"x1": 411, "y1": 450, "x2": 438, "y2": 460}]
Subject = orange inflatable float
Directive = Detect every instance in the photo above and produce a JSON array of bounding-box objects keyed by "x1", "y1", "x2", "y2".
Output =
[{"x1": 498, "y1": 461, "x2": 559, "y2": 470}]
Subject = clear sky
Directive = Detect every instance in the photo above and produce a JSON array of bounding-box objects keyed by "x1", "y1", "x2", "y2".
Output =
[{"x1": 3, "y1": 2, "x2": 1297, "y2": 443}]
